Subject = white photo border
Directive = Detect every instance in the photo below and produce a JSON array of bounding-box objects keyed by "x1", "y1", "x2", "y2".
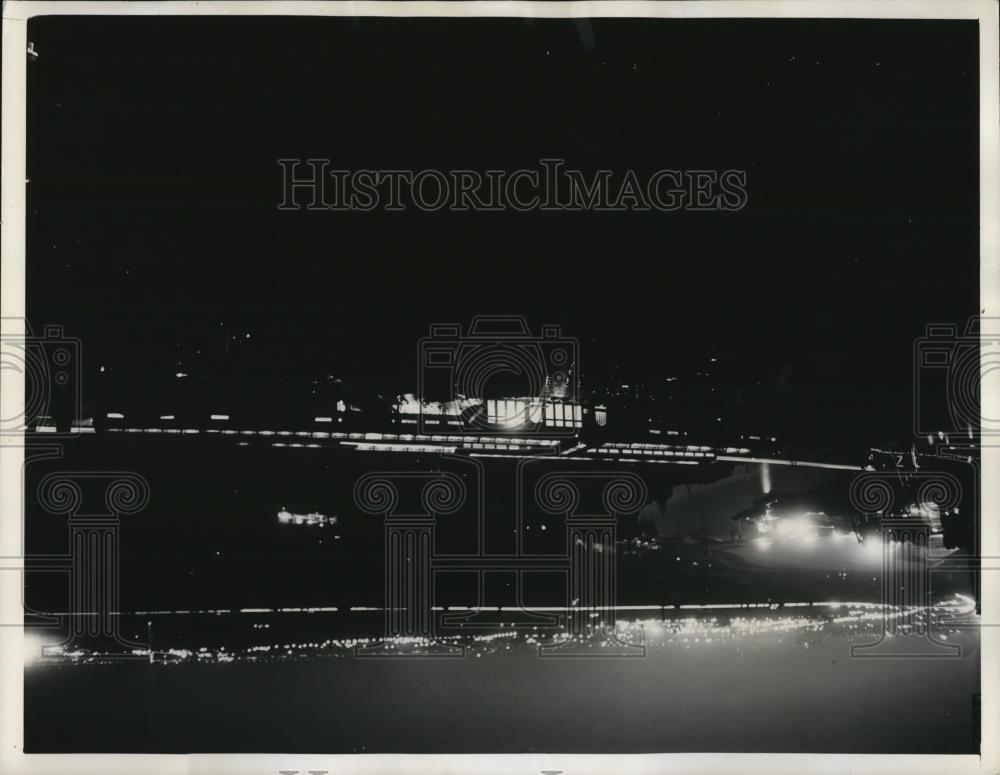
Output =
[{"x1": 1, "y1": 2, "x2": 997, "y2": 774}]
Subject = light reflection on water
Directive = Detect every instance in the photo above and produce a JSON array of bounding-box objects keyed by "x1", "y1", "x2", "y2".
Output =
[
  {"x1": 25, "y1": 596, "x2": 982, "y2": 754},
  {"x1": 31, "y1": 594, "x2": 978, "y2": 666}
]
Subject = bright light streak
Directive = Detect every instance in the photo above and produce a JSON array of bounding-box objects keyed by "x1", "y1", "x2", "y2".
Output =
[{"x1": 23, "y1": 631, "x2": 56, "y2": 667}]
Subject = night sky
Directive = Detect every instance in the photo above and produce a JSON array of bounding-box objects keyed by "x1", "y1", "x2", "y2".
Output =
[{"x1": 25, "y1": 16, "x2": 980, "y2": 445}]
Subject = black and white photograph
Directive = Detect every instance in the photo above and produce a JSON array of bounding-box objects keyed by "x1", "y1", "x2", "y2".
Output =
[{"x1": 1, "y1": 1, "x2": 998, "y2": 771}]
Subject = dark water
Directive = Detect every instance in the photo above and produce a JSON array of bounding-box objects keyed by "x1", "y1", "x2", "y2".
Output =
[
  {"x1": 24, "y1": 435, "x2": 974, "y2": 609},
  {"x1": 25, "y1": 605, "x2": 980, "y2": 753},
  {"x1": 22, "y1": 435, "x2": 981, "y2": 753}
]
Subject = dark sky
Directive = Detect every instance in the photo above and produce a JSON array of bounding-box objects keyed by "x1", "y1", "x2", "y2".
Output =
[{"x1": 25, "y1": 15, "x2": 980, "y2": 440}]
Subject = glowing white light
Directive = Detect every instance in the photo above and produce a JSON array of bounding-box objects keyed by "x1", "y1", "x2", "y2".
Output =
[
  {"x1": 106, "y1": 412, "x2": 124, "y2": 419},
  {"x1": 777, "y1": 515, "x2": 814, "y2": 540},
  {"x1": 23, "y1": 631, "x2": 55, "y2": 667},
  {"x1": 489, "y1": 398, "x2": 540, "y2": 428},
  {"x1": 350, "y1": 442, "x2": 457, "y2": 454},
  {"x1": 210, "y1": 414, "x2": 229, "y2": 421}
]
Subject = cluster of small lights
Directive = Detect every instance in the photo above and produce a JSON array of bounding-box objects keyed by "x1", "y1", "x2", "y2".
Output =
[
  {"x1": 277, "y1": 510, "x2": 336, "y2": 527},
  {"x1": 594, "y1": 442, "x2": 752, "y2": 464},
  {"x1": 608, "y1": 448, "x2": 712, "y2": 461},
  {"x1": 398, "y1": 418, "x2": 465, "y2": 427},
  {"x1": 620, "y1": 537, "x2": 661, "y2": 553},
  {"x1": 32, "y1": 596, "x2": 976, "y2": 666},
  {"x1": 349, "y1": 432, "x2": 558, "y2": 447},
  {"x1": 101, "y1": 426, "x2": 562, "y2": 453}
]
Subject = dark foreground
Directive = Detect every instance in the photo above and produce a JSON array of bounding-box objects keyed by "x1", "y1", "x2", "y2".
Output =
[
  {"x1": 22, "y1": 436, "x2": 981, "y2": 753},
  {"x1": 26, "y1": 604, "x2": 980, "y2": 754}
]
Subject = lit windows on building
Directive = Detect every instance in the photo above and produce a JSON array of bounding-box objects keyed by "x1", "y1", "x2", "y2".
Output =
[
  {"x1": 486, "y1": 398, "x2": 543, "y2": 427},
  {"x1": 483, "y1": 398, "x2": 581, "y2": 429},
  {"x1": 544, "y1": 400, "x2": 582, "y2": 429}
]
